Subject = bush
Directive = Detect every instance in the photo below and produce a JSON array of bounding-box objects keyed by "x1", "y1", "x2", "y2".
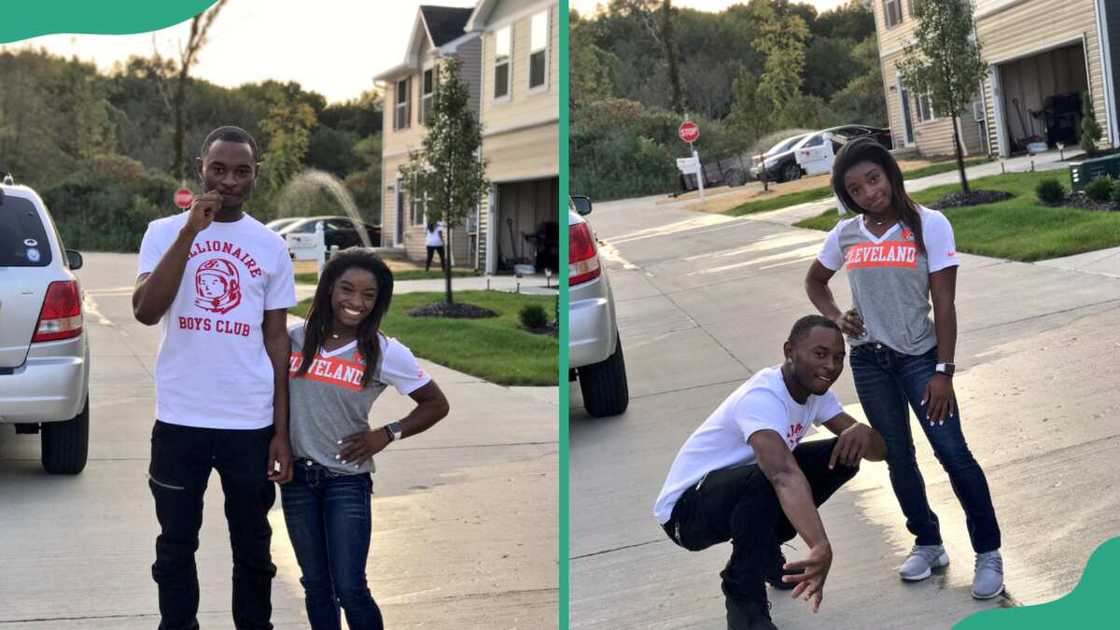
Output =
[
  {"x1": 1081, "y1": 92, "x2": 1102, "y2": 156},
  {"x1": 519, "y1": 304, "x2": 549, "y2": 331},
  {"x1": 1035, "y1": 179, "x2": 1066, "y2": 205},
  {"x1": 1084, "y1": 176, "x2": 1114, "y2": 202},
  {"x1": 43, "y1": 153, "x2": 177, "y2": 252},
  {"x1": 1111, "y1": 180, "x2": 1120, "y2": 206}
]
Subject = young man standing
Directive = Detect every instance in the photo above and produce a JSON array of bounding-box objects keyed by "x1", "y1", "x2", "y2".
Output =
[
  {"x1": 654, "y1": 315, "x2": 887, "y2": 630},
  {"x1": 132, "y1": 126, "x2": 295, "y2": 630}
]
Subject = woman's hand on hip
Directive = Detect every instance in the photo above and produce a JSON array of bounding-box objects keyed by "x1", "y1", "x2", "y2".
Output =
[
  {"x1": 922, "y1": 373, "x2": 956, "y2": 426},
  {"x1": 338, "y1": 429, "x2": 391, "y2": 464},
  {"x1": 833, "y1": 308, "x2": 865, "y2": 337}
]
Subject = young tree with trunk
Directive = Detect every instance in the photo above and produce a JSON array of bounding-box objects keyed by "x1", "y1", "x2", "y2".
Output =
[
  {"x1": 400, "y1": 58, "x2": 488, "y2": 306},
  {"x1": 897, "y1": 0, "x2": 986, "y2": 194}
]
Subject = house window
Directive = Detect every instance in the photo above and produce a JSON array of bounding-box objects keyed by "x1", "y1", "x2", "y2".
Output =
[
  {"x1": 883, "y1": 0, "x2": 902, "y2": 28},
  {"x1": 421, "y1": 67, "x2": 436, "y2": 126},
  {"x1": 529, "y1": 11, "x2": 549, "y2": 90},
  {"x1": 410, "y1": 191, "x2": 427, "y2": 226},
  {"x1": 494, "y1": 26, "x2": 511, "y2": 99},
  {"x1": 394, "y1": 77, "x2": 411, "y2": 130},
  {"x1": 917, "y1": 93, "x2": 936, "y2": 122}
]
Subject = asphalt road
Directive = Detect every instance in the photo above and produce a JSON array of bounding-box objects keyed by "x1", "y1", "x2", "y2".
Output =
[
  {"x1": 569, "y1": 194, "x2": 1120, "y2": 629},
  {"x1": 0, "y1": 253, "x2": 558, "y2": 629}
]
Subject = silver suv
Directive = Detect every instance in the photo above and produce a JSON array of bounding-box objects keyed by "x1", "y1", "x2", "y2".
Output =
[
  {"x1": 0, "y1": 180, "x2": 90, "y2": 474},
  {"x1": 569, "y1": 196, "x2": 628, "y2": 417}
]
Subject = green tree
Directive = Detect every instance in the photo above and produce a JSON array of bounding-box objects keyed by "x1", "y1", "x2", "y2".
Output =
[
  {"x1": 571, "y1": 12, "x2": 619, "y2": 109},
  {"x1": 725, "y1": 70, "x2": 773, "y2": 150},
  {"x1": 400, "y1": 58, "x2": 488, "y2": 305},
  {"x1": 259, "y1": 97, "x2": 318, "y2": 215},
  {"x1": 897, "y1": 0, "x2": 986, "y2": 193},
  {"x1": 755, "y1": 3, "x2": 810, "y2": 112}
]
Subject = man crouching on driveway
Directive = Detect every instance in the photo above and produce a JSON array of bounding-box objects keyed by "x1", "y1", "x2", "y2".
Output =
[{"x1": 653, "y1": 315, "x2": 887, "y2": 630}]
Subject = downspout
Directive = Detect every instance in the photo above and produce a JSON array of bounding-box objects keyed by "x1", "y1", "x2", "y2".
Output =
[{"x1": 1095, "y1": 0, "x2": 1119, "y2": 147}]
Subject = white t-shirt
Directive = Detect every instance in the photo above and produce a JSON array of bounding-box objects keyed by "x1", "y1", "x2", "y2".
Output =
[
  {"x1": 425, "y1": 222, "x2": 445, "y2": 247},
  {"x1": 138, "y1": 211, "x2": 297, "y2": 429},
  {"x1": 653, "y1": 366, "x2": 844, "y2": 524}
]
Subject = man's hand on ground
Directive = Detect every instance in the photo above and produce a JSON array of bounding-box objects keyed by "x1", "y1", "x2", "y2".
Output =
[
  {"x1": 829, "y1": 423, "x2": 873, "y2": 469},
  {"x1": 782, "y1": 541, "x2": 833, "y2": 613},
  {"x1": 267, "y1": 433, "x2": 293, "y2": 484}
]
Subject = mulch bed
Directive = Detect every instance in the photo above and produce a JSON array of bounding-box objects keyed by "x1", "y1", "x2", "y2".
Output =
[
  {"x1": 927, "y1": 189, "x2": 1014, "y2": 210},
  {"x1": 407, "y1": 303, "x2": 499, "y2": 319},
  {"x1": 523, "y1": 321, "x2": 559, "y2": 337},
  {"x1": 1059, "y1": 192, "x2": 1118, "y2": 212}
]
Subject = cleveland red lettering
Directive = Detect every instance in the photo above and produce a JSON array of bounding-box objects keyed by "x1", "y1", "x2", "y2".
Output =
[
  {"x1": 846, "y1": 241, "x2": 918, "y2": 269},
  {"x1": 188, "y1": 239, "x2": 264, "y2": 278},
  {"x1": 288, "y1": 351, "x2": 365, "y2": 392}
]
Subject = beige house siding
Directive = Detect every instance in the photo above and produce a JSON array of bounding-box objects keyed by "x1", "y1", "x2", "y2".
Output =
[
  {"x1": 874, "y1": 0, "x2": 1104, "y2": 157},
  {"x1": 874, "y1": 0, "x2": 918, "y2": 58},
  {"x1": 976, "y1": 0, "x2": 1110, "y2": 154},
  {"x1": 480, "y1": 2, "x2": 560, "y2": 142},
  {"x1": 483, "y1": 123, "x2": 558, "y2": 183}
]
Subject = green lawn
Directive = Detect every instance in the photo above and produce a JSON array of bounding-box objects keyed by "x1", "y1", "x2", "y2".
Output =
[
  {"x1": 793, "y1": 171, "x2": 1120, "y2": 262},
  {"x1": 290, "y1": 290, "x2": 557, "y2": 386},
  {"x1": 295, "y1": 269, "x2": 479, "y2": 284},
  {"x1": 728, "y1": 157, "x2": 990, "y2": 217}
]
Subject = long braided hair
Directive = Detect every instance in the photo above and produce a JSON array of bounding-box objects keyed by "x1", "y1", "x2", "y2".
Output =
[
  {"x1": 831, "y1": 136, "x2": 927, "y2": 256},
  {"x1": 296, "y1": 249, "x2": 394, "y2": 388}
]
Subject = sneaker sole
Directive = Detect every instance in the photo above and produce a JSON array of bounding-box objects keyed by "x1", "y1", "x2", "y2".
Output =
[
  {"x1": 899, "y1": 552, "x2": 950, "y2": 582},
  {"x1": 971, "y1": 584, "x2": 1004, "y2": 600}
]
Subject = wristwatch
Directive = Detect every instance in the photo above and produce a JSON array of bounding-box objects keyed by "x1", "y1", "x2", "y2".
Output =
[
  {"x1": 935, "y1": 362, "x2": 956, "y2": 377},
  {"x1": 384, "y1": 421, "x2": 403, "y2": 442}
]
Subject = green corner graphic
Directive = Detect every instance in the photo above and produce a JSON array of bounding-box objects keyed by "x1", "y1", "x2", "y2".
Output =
[
  {"x1": 1, "y1": 1, "x2": 216, "y2": 44},
  {"x1": 955, "y1": 537, "x2": 1120, "y2": 629}
]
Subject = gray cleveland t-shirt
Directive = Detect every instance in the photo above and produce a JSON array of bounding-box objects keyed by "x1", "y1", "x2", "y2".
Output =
[
  {"x1": 287, "y1": 324, "x2": 431, "y2": 475},
  {"x1": 817, "y1": 207, "x2": 960, "y2": 355}
]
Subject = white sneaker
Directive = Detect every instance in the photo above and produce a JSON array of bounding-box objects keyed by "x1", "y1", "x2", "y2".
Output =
[
  {"x1": 971, "y1": 550, "x2": 1004, "y2": 599},
  {"x1": 899, "y1": 544, "x2": 950, "y2": 581}
]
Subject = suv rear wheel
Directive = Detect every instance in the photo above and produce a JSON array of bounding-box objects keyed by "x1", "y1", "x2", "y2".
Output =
[
  {"x1": 579, "y1": 335, "x2": 629, "y2": 417},
  {"x1": 41, "y1": 396, "x2": 89, "y2": 475}
]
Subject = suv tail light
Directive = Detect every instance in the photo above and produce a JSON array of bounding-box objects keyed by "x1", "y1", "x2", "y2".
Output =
[
  {"x1": 32, "y1": 280, "x2": 83, "y2": 343},
  {"x1": 569, "y1": 221, "x2": 601, "y2": 286}
]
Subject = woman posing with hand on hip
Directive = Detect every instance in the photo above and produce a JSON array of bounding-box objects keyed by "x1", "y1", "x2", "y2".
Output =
[
  {"x1": 284, "y1": 249, "x2": 449, "y2": 629},
  {"x1": 804, "y1": 137, "x2": 1003, "y2": 600}
]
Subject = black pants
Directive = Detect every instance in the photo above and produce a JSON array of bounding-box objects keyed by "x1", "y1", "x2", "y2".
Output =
[
  {"x1": 148, "y1": 420, "x2": 277, "y2": 630},
  {"x1": 425, "y1": 245, "x2": 445, "y2": 271},
  {"x1": 662, "y1": 438, "x2": 858, "y2": 604}
]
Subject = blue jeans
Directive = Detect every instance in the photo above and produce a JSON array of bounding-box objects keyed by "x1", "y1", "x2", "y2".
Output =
[
  {"x1": 849, "y1": 343, "x2": 1001, "y2": 553},
  {"x1": 280, "y1": 460, "x2": 384, "y2": 630}
]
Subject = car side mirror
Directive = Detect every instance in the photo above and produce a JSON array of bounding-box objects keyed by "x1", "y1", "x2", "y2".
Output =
[
  {"x1": 571, "y1": 195, "x2": 593, "y2": 216},
  {"x1": 66, "y1": 249, "x2": 83, "y2": 270}
]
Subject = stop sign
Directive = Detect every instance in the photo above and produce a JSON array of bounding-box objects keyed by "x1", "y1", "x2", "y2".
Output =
[
  {"x1": 174, "y1": 187, "x2": 194, "y2": 209},
  {"x1": 678, "y1": 120, "x2": 700, "y2": 144}
]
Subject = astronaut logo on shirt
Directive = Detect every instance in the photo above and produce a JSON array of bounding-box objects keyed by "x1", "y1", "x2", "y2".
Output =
[
  {"x1": 786, "y1": 422, "x2": 804, "y2": 448},
  {"x1": 193, "y1": 258, "x2": 242, "y2": 314}
]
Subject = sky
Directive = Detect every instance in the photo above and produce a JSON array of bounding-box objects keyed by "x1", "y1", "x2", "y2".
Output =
[
  {"x1": 571, "y1": 0, "x2": 849, "y2": 17},
  {"x1": 0, "y1": 0, "x2": 477, "y2": 104}
]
